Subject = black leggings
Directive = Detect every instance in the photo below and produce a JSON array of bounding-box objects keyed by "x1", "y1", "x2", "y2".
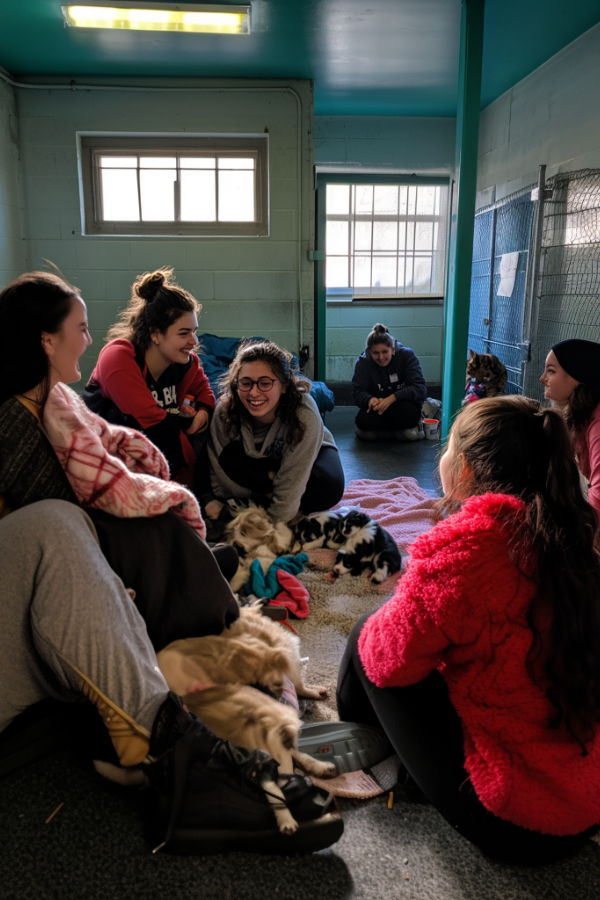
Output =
[
  {"x1": 299, "y1": 445, "x2": 345, "y2": 514},
  {"x1": 88, "y1": 510, "x2": 239, "y2": 651},
  {"x1": 337, "y1": 613, "x2": 594, "y2": 865},
  {"x1": 355, "y1": 399, "x2": 421, "y2": 432}
]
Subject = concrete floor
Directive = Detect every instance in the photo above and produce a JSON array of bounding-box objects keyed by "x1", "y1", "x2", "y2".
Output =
[{"x1": 324, "y1": 407, "x2": 441, "y2": 496}]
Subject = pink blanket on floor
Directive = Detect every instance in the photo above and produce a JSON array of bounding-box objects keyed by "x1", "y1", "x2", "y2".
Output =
[
  {"x1": 43, "y1": 383, "x2": 206, "y2": 538},
  {"x1": 335, "y1": 476, "x2": 436, "y2": 551}
]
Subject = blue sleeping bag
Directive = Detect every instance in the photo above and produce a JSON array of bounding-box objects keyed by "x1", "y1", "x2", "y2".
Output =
[{"x1": 197, "y1": 333, "x2": 334, "y2": 413}]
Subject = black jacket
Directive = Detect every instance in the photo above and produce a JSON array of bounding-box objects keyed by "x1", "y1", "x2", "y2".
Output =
[{"x1": 351, "y1": 340, "x2": 427, "y2": 410}]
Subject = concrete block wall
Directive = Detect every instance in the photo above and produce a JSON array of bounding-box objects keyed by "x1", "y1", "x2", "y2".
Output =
[
  {"x1": 0, "y1": 79, "x2": 25, "y2": 287},
  {"x1": 314, "y1": 115, "x2": 455, "y2": 386},
  {"x1": 478, "y1": 22, "x2": 600, "y2": 199},
  {"x1": 13, "y1": 78, "x2": 314, "y2": 386},
  {"x1": 325, "y1": 303, "x2": 443, "y2": 385}
]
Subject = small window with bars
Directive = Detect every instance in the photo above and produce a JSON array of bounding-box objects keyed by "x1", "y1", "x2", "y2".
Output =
[
  {"x1": 79, "y1": 135, "x2": 268, "y2": 236},
  {"x1": 325, "y1": 182, "x2": 448, "y2": 300}
]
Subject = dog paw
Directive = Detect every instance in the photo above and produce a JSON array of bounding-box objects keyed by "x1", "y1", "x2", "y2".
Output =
[
  {"x1": 301, "y1": 685, "x2": 329, "y2": 700},
  {"x1": 279, "y1": 820, "x2": 299, "y2": 835}
]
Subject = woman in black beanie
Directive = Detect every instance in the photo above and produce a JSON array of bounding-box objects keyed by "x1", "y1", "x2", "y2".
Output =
[{"x1": 540, "y1": 338, "x2": 600, "y2": 519}]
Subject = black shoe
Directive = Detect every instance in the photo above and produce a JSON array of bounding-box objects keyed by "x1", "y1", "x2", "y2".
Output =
[{"x1": 146, "y1": 693, "x2": 344, "y2": 855}]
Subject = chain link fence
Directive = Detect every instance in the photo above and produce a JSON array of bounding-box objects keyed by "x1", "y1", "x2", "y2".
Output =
[
  {"x1": 523, "y1": 169, "x2": 600, "y2": 399},
  {"x1": 469, "y1": 186, "x2": 535, "y2": 394}
]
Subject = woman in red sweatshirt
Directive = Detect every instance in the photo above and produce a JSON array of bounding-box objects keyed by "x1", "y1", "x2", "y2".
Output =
[
  {"x1": 83, "y1": 268, "x2": 215, "y2": 487},
  {"x1": 338, "y1": 395, "x2": 600, "y2": 864}
]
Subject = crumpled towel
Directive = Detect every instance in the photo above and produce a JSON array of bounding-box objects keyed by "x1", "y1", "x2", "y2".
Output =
[
  {"x1": 43, "y1": 383, "x2": 206, "y2": 538},
  {"x1": 269, "y1": 569, "x2": 310, "y2": 619},
  {"x1": 245, "y1": 552, "x2": 309, "y2": 598}
]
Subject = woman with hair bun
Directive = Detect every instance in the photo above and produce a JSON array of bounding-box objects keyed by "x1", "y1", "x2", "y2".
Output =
[
  {"x1": 539, "y1": 338, "x2": 600, "y2": 520},
  {"x1": 83, "y1": 268, "x2": 215, "y2": 486},
  {"x1": 351, "y1": 323, "x2": 427, "y2": 442}
]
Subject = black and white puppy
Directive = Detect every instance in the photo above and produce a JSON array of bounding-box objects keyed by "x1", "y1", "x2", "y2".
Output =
[
  {"x1": 294, "y1": 511, "x2": 347, "y2": 551},
  {"x1": 333, "y1": 511, "x2": 402, "y2": 584}
]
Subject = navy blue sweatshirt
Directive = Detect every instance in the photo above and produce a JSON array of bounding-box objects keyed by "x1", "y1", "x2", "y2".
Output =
[{"x1": 351, "y1": 340, "x2": 427, "y2": 409}]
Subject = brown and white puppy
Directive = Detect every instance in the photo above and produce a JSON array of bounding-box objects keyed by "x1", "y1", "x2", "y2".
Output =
[
  {"x1": 225, "y1": 505, "x2": 297, "y2": 591},
  {"x1": 156, "y1": 633, "x2": 289, "y2": 698},
  {"x1": 183, "y1": 683, "x2": 336, "y2": 834},
  {"x1": 226, "y1": 606, "x2": 328, "y2": 701}
]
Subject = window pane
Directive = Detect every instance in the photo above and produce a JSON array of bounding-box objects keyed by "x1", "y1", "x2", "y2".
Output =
[
  {"x1": 353, "y1": 254, "x2": 371, "y2": 288},
  {"x1": 407, "y1": 186, "x2": 417, "y2": 216},
  {"x1": 415, "y1": 221, "x2": 433, "y2": 251},
  {"x1": 372, "y1": 256, "x2": 397, "y2": 288},
  {"x1": 405, "y1": 221, "x2": 415, "y2": 251},
  {"x1": 416, "y1": 186, "x2": 436, "y2": 216},
  {"x1": 100, "y1": 156, "x2": 137, "y2": 168},
  {"x1": 414, "y1": 256, "x2": 433, "y2": 291},
  {"x1": 398, "y1": 255, "x2": 408, "y2": 292},
  {"x1": 101, "y1": 169, "x2": 139, "y2": 220},
  {"x1": 354, "y1": 221, "x2": 372, "y2": 251},
  {"x1": 180, "y1": 158, "x2": 216, "y2": 168},
  {"x1": 218, "y1": 170, "x2": 254, "y2": 221},
  {"x1": 326, "y1": 256, "x2": 349, "y2": 288},
  {"x1": 373, "y1": 221, "x2": 397, "y2": 251},
  {"x1": 218, "y1": 158, "x2": 254, "y2": 169},
  {"x1": 327, "y1": 184, "x2": 349, "y2": 215},
  {"x1": 326, "y1": 220, "x2": 349, "y2": 255},
  {"x1": 355, "y1": 185, "x2": 373, "y2": 214},
  {"x1": 399, "y1": 186, "x2": 408, "y2": 216},
  {"x1": 140, "y1": 157, "x2": 176, "y2": 169},
  {"x1": 180, "y1": 170, "x2": 216, "y2": 221},
  {"x1": 374, "y1": 185, "x2": 398, "y2": 215},
  {"x1": 140, "y1": 170, "x2": 176, "y2": 220}
]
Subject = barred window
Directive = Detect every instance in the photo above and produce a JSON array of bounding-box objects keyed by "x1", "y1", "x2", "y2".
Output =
[
  {"x1": 326, "y1": 183, "x2": 448, "y2": 300},
  {"x1": 79, "y1": 135, "x2": 268, "y2": 236}
]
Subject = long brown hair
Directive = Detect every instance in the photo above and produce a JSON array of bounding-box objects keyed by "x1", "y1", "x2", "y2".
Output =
[
  {"x1": 441, "y1": 395, "x2": 600, "y2": 751},
  {"x1": 218, "y1": 341, "x2": 310, "y2": 448},
  {"x1": 107, "y1": 268, "x2": 200, "y2": 353},
  {"x1": 565, "y1": 382, "x2": 600, "y2": 435},
  {"x1": 0, "y1": 270, "x2": 80, "y2": 417}
]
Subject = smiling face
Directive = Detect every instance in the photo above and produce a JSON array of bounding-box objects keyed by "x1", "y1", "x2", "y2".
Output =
[
  {"x1": 41, "y1": 295, "x2": 92, "y2": 387},
  {"x1": 539, "y1": 350, "x2": 580, "y2": 405},
  {"x1": 369, "y1": 342, "x2": 394, "y2": 367},
  {"x1": 150, "y1": 311, "x2": 199, "y2": 367},
  {"x1": 236, "y1": 360, "x2": 286, "y2": 426}
]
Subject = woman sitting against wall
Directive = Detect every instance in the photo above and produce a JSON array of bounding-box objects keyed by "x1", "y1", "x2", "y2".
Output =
[
  {"x1": 539, "y1": 338, "x2": 600, "y2": 522},
  {"x1": 82, "y1": 268, "x2": 215, "y2": 489},
  {"x1": 203, "y1": 340, "x2": 345, "y2": 531},
  {"x1": 351, "y1": 323, "x2": 427, "y2": 442}
]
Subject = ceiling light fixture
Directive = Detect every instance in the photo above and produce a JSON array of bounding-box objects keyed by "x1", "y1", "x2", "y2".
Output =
[{"x1": 61, "y1": 2, "x2": 251, "y2": 35}]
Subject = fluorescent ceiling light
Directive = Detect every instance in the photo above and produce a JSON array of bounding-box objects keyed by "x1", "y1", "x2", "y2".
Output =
[{"x1": 62, "y1": 2, "x2": 251, "y2": 34}]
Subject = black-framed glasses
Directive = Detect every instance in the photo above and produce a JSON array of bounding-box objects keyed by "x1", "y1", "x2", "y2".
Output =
[{"x1": 236, "y1": 377, "x2": 278, "y2": 392}]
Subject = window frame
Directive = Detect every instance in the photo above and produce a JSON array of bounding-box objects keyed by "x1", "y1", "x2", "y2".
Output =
[
  {"x1": 78, "y1": 134, "x2": 269, "y2": 237},
  {"x1": 324, "y1": 179, "x2": 449, "y2": 302}
]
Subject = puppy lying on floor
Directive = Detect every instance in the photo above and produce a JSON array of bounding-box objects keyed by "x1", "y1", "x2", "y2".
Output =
[
  {"x1": 95, "y1": 608, "x2": 332, "y2": 834},
  {"x1": 224, "y1": 503, "x2": 295, "y2": 593}
]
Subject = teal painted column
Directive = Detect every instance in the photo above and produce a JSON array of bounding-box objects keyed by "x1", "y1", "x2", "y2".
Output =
[
  {"x1": 441, "y1": 0, "x2": 485, "y2": 438},
  {"x1": 314, "y1": 175, "x2": 327, "y2": 381}
]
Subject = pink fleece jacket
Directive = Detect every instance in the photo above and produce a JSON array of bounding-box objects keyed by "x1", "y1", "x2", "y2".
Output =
[
  {"x1": 358, "y1": 493, "x2": 600, "y2": 836},
  {"x1": 574, "y1": 402, "x2": 600, "y2": 520}
]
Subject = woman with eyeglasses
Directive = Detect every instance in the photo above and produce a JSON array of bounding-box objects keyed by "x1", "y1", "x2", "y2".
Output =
[
  {"x1": 204, "y1": 341, "x2": 345, "y2": 528},
  {"x1": 82, "y1": 267, "x2": 215, "y2": 488}
]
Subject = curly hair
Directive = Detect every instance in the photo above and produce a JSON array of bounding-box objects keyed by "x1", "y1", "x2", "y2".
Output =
[
  {"x1": 218, "y1": 341, "x2": 311, "y2": 449},
  {"x1": 107, "y1": 268, "x2": 200, "y2": 353},
  {"x1": 0, "y1": 270, "x2": 80, "y2": 417},
  {"x1": 439, "y1": 395, "x2": 600, "y2": 752}
]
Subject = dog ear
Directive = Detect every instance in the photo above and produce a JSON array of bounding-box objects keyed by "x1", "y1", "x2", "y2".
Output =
[
  {"x1": 279, "y1": 722, "x2": 298, "y2": 750},
  {"x1": 268, "y1": 648, "x2": 290, "y2": 673}
]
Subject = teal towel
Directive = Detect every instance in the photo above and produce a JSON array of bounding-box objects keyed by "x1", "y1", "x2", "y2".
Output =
[{"x1": 245, "y1": 552, "x2": 309, "y2": 598}]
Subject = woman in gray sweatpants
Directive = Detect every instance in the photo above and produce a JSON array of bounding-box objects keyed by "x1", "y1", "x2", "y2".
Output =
[{"x1": 0, "y1": 500, "x2": 169, "y2": 766}]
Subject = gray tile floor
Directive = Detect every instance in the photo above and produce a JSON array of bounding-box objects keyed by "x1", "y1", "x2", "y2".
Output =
[{"x1": 324, "y1": 407, "x2": 441, "y2": 496}]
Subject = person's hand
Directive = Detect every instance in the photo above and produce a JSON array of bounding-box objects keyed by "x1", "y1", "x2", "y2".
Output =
[
  {"x1": 376, "y1": 394, "x2": 396, "y2": 414},
  {"x1": 187, "y1": 408, "x2": 209, "y2": 435},
  {"x1": 367, "y1": 397, "x2": 380, "y2": 413},
  {"x1": 205, "y1": 499, "x2": 225, "y2": 520}
]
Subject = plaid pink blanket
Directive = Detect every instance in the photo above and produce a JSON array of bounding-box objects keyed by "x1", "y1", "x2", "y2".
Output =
[{"x1": 43, "y1": 384, "x2": 205, "y2": 538}]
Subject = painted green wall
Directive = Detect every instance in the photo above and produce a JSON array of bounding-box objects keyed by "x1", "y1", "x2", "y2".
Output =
[
  {"x1": 0, "y1": 80, "x2": 25, "y2": 286},
  {"x1": 13, "y1": 78, "x2": 314, "y2": 386}
]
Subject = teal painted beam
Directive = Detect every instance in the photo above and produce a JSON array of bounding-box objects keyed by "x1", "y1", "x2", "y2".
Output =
[{"x1": 441, "y1": 0, "x2": 485, "y2": 438}]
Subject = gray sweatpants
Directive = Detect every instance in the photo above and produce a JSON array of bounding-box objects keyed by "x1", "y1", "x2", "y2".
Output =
[{"x1": 0, "y1": 500, "x2": 169, "y2": 739}]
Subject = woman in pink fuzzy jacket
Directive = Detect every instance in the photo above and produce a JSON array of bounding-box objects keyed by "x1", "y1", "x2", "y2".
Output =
[{"x1": 337, "y1": 395, "x2": 600, "y2": 864}]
